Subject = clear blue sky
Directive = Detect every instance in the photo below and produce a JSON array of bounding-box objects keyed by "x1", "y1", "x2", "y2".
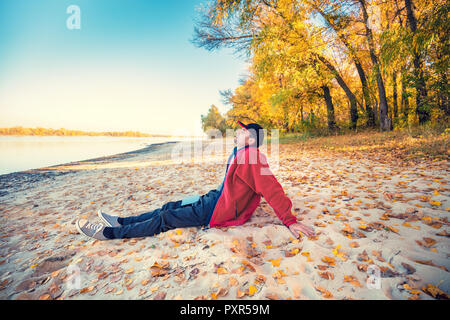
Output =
[{"x1": 0, "y1": 0, "x2": 249, "y2": 135}]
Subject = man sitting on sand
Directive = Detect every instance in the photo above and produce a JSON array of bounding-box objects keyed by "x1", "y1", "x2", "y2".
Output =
[{"x1": 76, "y1": 121, "x2": 315, "y2": 240}]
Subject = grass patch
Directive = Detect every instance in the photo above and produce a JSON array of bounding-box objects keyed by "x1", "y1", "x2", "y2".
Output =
[{"x1": 267, "y1": 124, "x2": 449, "y2": 161}]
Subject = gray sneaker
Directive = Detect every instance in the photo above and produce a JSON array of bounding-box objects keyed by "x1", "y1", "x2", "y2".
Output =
[
  {"x1": 76, "y1": 219, "x2": 109, "y2": 240},
  {"x1": 97, "y1": 209, "x2": 121, "y2": 227}
]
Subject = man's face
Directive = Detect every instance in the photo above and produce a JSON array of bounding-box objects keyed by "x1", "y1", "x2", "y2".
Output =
[{"x1": 234, "y1": 128, "x2": 254, "y2": 147}]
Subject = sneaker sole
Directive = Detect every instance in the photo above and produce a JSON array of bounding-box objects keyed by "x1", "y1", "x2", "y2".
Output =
[{"x1": 97, "y1": 209, "x2": 113, "y2": 227}]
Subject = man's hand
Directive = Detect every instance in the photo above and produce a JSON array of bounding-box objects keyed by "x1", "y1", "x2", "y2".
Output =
[{"x1": 288, "y1": 222, "x2": 315, "y2": 238}]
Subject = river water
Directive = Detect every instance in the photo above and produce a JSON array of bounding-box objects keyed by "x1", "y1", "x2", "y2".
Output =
[{"x1": 0, "y1": 136, "x2": 184, "y2": 175}]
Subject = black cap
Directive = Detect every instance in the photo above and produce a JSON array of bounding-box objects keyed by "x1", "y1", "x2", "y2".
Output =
[{"x1": 237, "y1": 121, "x2": 264, "y2": 147}]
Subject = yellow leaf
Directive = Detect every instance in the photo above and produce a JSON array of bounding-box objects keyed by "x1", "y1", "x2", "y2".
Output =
[
  {"x1": 270, "y1": 258, "x2": 281, "y2": 267},
  {"x1": 344, "y1": 275, "x2": 362, "y2": 287},
  {"x1": 388, "y1": 226, "x2": 399, "y2": 234},
  {"x1": 125, "y1": 267, "x2": 134, "y2": 274},
  {"x1": 321, "y1": 256, "x2": 336, "y2": 266},
  {"x1": 175, "y1": 229, "x2": 182, "y2": 235},
  {"x1": 150, "y1": 286, "x2": 159, "y2": 293},
  {"x1": 115, "y1": 289, "x2": 124, "y2": 295},
  {"x1": 248, "y1": 285, "x2": 257, "y2": 296},
  {"x1": 216, "y1": 267, "x2": 228, "y2": 275}
]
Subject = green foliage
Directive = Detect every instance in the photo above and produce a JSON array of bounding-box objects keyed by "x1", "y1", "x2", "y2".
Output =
[{"x1": 201, "y1": 105, "x2": 229, "y2": 136}]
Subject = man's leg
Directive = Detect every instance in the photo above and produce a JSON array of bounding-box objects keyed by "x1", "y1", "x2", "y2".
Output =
[
  {"x1": 104, "y1": 203, "x2": 201, "y2": 239},
  {"x1": 117, "y1": 200, "x2": 183, "y2": 225},
  {"x1": 104, "y1": 189, "x2": 220, "y2": 239}
]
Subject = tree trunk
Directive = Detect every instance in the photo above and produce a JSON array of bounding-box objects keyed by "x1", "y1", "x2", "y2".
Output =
[
  {"x1": 322, "y1": 85, "x2": 339, "y2": 132},
  {"x1": 313, "y1": 5, "x2": 376, "y2": 128},
  {"x1": 405, "y1": 0, "x2": 430, "y2": 124},
  {"x1": 393, "y1": 71, "x2": 398, "y2": 123},
  {"x1": 316, "y1": 55, "x2": 358, "y2": 130},
  {"x1": 401, "y1": 69, "x2": 410, "y2": 122},
  {"x1": 438, "y1": 69, "x2": 449, "y2": 116},
  {"x1": 301, "y1": 104, "x2": 304, "y2": 122},
  {"x1": 354, "y1": 61, "x2": 376, "y2": 127},
  {"x1": 359, "y1": 0, "x2": 391, "y2": 131}
]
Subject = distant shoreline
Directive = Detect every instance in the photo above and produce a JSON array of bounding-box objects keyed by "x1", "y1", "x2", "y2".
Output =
[{"x1": 0, "y1": 126, "x2": 189, "y2": 138}]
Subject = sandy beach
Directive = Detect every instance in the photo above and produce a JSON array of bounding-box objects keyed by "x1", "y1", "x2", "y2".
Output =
[{"x1": 0, "y1": 139, "x2": 449, "y2": 300}]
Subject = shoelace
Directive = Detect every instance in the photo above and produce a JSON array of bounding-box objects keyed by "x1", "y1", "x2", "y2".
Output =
[{"x1": 84, "y1": 222, "x2": 103, "y2": 233}]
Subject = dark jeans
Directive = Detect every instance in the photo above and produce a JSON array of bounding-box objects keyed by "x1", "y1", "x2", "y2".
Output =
[{"x1": 105, "y1": 189, "x2": 220, "y2": 239}]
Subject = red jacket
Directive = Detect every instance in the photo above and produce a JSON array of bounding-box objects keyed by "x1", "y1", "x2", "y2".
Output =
[{"x1": 209, "y1": 146, "x2": 297, "y2": 228}]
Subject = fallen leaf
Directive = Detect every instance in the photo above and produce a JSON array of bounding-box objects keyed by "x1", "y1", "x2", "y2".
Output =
[
  {"x1": 321, "y1": 256, "x2": 336, "y2": 266},
  {"x1": 242, "y1": 260, "x2": 256, "y2": 272},
  {"x1": 248, "y1": 285, "x2": 257, "y2": 296},
  {"x1": 236, "y1": 288, "x2": 246, "y2": 299},
  {"x1": 270, "y1": 258, "x2": 281, "y2": 267},
  {"x1": 344, "y1": 275, "x2": 362, "y2": 287},
  {"x1": 216, "y1": 267, "x2": 228, "y2": 275},
  {"x1": 315, "y1": 286, "x2": 333, "y2": 299},
  {"x1": 319, "y1": 271, "x2": 334, "y2": 280},
  {"x1": 357, "y1": 250, "x2": 370, "y2": 262},
  {"x1": 254, "y1": 275, "x2": 266, "y2": 285},
  {"x1": 125, "y1": 267, "x2": 134, "y2": 274},
  {"x1": 349, "y1": 242, "x2": 360, "y2": 248},
  {"x1": 387, "y1": 226, "x2": 398, "y2": 234},
  {"x1": 153, "y1": 291, "x2": 166, "y2": 300},
  {"x1": 421, "y1": 284, "x2": 449, "y2": 299},
  {"x1": 285, "y1": 248, "x2": 301, "y2": 257},
  {"x1": 80, "y1": 286, "x2": 95, "y2": 294}
]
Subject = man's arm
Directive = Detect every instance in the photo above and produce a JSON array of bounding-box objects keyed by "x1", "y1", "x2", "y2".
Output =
[
  {"x1": 235, "y1": 152, "x2": 297, "y2": 227},
  {"x1": 236, "y1": 152, "x2": 315, "y2": 237}
]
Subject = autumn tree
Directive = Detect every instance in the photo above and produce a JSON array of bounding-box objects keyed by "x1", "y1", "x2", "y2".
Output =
[
  {"x1": 193, "y1": 0, "x2": 448, "y2": 134},
  {"x1": 201, "y1": 104, "x2": 229, "y2": 136}
]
